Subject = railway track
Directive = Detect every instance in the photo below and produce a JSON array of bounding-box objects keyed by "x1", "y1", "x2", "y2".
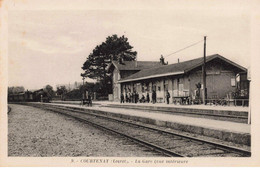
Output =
[{"x1": 26, "y1": 103, "x2": 251, "y2": 157}]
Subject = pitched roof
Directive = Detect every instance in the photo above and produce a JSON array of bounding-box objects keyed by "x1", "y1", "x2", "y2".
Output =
[
  {"x1": 108, "y1": 60, "x2": 162, "y2": 71},
  {"x1": 118, "y1": 54, "x2": 247, "y2": 83}
]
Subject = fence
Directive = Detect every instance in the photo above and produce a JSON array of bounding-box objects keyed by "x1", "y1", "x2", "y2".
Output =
[
  {"x1": 171, "y1": 97, "x2": 249, "y2": 107},
  {"x1": 205, "y1": 99, "x2": 249, "y2": 107}
]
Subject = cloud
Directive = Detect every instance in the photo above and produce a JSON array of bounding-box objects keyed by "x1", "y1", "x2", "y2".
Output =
[
  {"x1": 9, "y1": 31, "x2": 87, "y2": 55},
  {"x1": 9, "y1": 11, "x2": 88, "y2": 55},
  {"x1": 55, "y1": 35, "x2": 87, "y2": 53}
]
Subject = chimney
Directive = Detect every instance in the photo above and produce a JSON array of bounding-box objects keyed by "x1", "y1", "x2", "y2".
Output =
[
  {"x1": 178, "y1": 58, "x2": 180, "y2": 63},
  {"x1": 160, "y1": 55, "x2": 164, "y2": 65},
  {"x1": 160, "y1": 55, "x2": 168, "y2": 65}
]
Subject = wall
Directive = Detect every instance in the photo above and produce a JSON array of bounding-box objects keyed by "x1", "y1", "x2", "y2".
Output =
[
  {"x1": 112, "y1": 70, "x2": 141, "y2": 101},
  {"x1": 188, "y1": 59, "x2": 238, "y2": 99}
]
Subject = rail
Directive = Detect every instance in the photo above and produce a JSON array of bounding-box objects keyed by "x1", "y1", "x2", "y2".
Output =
[{"x1": 25, "y1": 103, "x2": 251, "y2": 157}]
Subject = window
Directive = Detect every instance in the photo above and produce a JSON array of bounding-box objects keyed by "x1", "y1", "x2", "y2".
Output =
[
  {"x1": 142, "y1": 84, "x2": 145, "y2": 93},
  {"x1": 157, "y1": 81, "x2": 161, "y2": 91},
  {"x1": 178, "y1": 78, "x2": 184, "y2": 96},
  {"x1": 179, "y1": 84, "x2": 184, "y2": 91},
  {"x1": 137, "y1": 83, "x2": 141, "y2": 93},
  {"x1": 149, "y1": 84, "x2": 152, "y2": 92},
  {"x1": 231, "y1": 77, "x2": 236, "y2": 87},
  {"x1": 165, "y1": 84, "x2": 168, "y2": 91},
  {"x1": 164, "y1": 80, "x2": 168, "y2": 91},
  {"x1": 152, "y1": 83, "x2": 156, "y2": 91}
]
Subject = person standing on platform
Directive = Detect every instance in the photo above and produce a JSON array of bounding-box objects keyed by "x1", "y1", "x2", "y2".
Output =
[
  {"x1": 120, "y1": 93, "x2": 124, "y2": 103},
  {"x1": 152, "y1": 90, "x2": 156, "y2": 104},
  {"x1": 135, "y1": 92, "x2": 139, "y2": 103},
  {"x1": 88, "y1": 92, "x2": 92, "y2": 107},
  {"x1": 146, "y1": 92, "x2": 150, "y2": 103},
  {"x1": 125, "y1": 93, "x2": 128, "y2": 103},
  {"x1": 129, "y1": 92, "x2": 132, "y2": 103},
  {"x1": 141, "y1": 94, "x2": 145, "y2": 103},
  {"x1": 166, "y1": 90, "x2": 170, "y2": 104}
]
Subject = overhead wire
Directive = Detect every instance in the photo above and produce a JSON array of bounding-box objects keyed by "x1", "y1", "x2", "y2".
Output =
[{"x1": 164, "y1": 39, "x2": 204, "y2": 58}]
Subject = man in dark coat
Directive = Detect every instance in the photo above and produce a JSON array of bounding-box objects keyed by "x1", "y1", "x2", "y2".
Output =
[
  {"x1": 131, "y1": 92, "x2": 135, "y2": 103},
  {"x1": 135, "y1": 92, "x2": 139, "y2": 103},
  {"x1": 146, "y1": 92, "x2": 150, "y2": 103},
  {"x1": 125, "y1": 93, "x2": 128, "y2": 103},
  {"x1": 166, "y1": 90, "x2": 170, "y2": 104},
  {"x1": 120, "y1": 93, "x2": 124, "y2": 103},
  {"x1": 141, "y1": 94, "x2": 145, "y2": 103},
  {"x1": 88, "y1": 93, "x2": 92, "y2": 107},
  {"x1": 152, "y1": 90, "x2": 156, "y2": 104}
]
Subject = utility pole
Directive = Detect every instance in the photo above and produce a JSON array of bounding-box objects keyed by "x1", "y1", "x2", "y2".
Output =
[
  {"x1": 202, "y1": 36, "x2": 207, "y2": 105},
  {"x1": 82, "y1": 75, "x2": 85, "y2": 100},
  {"x1": 247, "y1": 66, "x2": 251, "y2": 124}
]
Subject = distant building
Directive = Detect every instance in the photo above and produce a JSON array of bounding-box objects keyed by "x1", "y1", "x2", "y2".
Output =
[{"x1": 109, "y1": 54, "x2": 249, "y2": 104}]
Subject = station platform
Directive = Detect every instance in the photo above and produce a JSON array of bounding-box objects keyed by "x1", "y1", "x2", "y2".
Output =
[
  {"x1": 52, "y1": 101, "x2": 249, "y2": 123},
  {"x1": 46, "y1": 102, "x2": 250, "y2": 146},
  {"x1": 52, "y1": 100, "x2": 249, "y2": 112}
]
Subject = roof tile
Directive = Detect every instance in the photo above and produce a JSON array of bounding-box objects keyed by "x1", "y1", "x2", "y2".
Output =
[
  {"x1": 119, "y1": 54, "x2": 246, "y2": 82},
  {"x1": 112, "y1": 61, "x2": 162, "y2": 71}
]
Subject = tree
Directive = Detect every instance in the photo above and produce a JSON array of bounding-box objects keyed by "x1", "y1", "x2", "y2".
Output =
[
  {"x1": 43, "y1": 85, "x2": 55, "y2": 100},
  {"x1": 8, "y1": 86, "x2": 25, "y2": 94},
  {"x1": 56, "y1": 85, "x2": 67, "y2": 100},
  {"x1": 82, "y1": 34, "x2": 137, "y2": 94}
]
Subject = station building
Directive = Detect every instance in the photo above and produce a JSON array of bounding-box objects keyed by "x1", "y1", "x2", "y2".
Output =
[
  {"x1": 108, "y1": 60, "x2": 163, "y2": 101},
  {"x1": 108, "y1": 54, "x2": 249, "y2": 104}
]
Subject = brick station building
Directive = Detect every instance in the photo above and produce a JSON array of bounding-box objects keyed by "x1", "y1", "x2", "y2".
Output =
[{"x1": 108, "y1": 54, "x2": 249, "y2": 104}]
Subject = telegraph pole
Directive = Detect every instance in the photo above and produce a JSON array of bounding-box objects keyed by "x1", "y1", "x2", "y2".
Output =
[
  {"x1": 202, "y1": 36, "x2": 207, "y2": 105},
  {"x1": 82, "y1": 74, "x2": 86, "y2": 100}
]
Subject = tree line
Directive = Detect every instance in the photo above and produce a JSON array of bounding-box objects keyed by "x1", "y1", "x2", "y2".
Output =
[
  {"x1": 8, "y1": 83, "x2": 105, "y2": 101},
  {"x1": 8, "y1": 85, "x2": 55, "y2": 97}
]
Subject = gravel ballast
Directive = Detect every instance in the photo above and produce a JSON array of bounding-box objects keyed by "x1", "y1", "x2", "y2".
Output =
[{"x1": 8, "y1": 104, "x2": 160, "y2": 157}]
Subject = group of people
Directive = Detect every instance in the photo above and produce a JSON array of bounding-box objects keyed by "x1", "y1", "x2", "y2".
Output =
[
  {"x1": 82, "y1": 92, "x2": 92, "y2": 106},
  {"x1": 120, "y1": 91, "x2": 140, "y2": 103},
  {"x1": 120, "y1": 90, "x2": 171, "y2": 104}
]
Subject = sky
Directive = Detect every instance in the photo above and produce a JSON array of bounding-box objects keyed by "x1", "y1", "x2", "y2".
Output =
[{"x1": 8, "y1": 8, "x2": 251, "y2": 90}]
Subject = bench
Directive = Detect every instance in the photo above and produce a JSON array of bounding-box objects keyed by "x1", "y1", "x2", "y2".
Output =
[
  {"x1": 173, "y1": 96, "x2": 190, "y2": 105},
  {"x1": 80, "y1": 99, "x2": 92, "y2": 106},
  {"x1": 157, "y1": 97, "x2": 164, "y2": 103}
]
